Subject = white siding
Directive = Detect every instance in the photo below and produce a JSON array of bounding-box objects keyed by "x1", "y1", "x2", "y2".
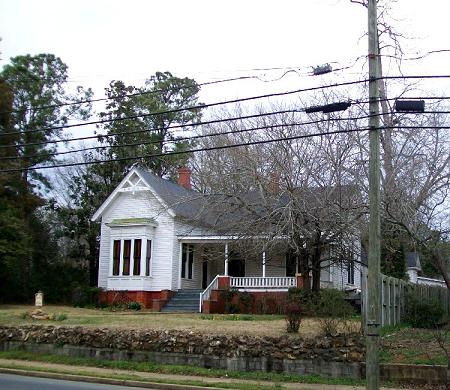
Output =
[
  {"x1": 173, "y1": 221, "x2": 218, "y2": 290},
  {"x1": 98, "y1": 222, "x2": 110, "y2": 288},
  {"x1": 329, "y1": 261, "x2": 363, "y2": 290},
  {"x1": 99, "y1": 191, "x2": 175, "y2": 291},
  {"x1": 245, "y1": 253, "x2": 286, "y2": 277}
]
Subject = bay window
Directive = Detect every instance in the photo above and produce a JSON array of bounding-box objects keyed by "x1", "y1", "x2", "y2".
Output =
[{"x1": 110, "y1": 238, "x2": 152, "y2": 277}]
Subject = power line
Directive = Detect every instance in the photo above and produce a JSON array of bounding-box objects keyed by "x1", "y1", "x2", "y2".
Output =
[
  {"x1": 0, "y1": 53, "x2": 370, "y2": 115},
  {"x1": 2, "y1": 123, "x2": 449, "y2": 174},
  {"x1": 4, "y1": 73, "x2": 450, "y2": 140},
  {"x1": 0, "y1": 112, "x2": 386, "y2": 161},
  {"x1": 1, "y1": 76, "x2": 373, "y2": 138},
  {"x1": 2, "y1": 92, "x2": 450, "y2": 150},
  {"x1": 0, "y1": 109, "x2": 300, "y2": 149},
  {"x1": 0, "y1": 75, "x2": 259, "y2": 116}
]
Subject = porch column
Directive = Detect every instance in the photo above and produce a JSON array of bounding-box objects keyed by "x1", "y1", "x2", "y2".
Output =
[
  {"x1": 262, "y1": 251, "x2": 266, "y2": 278},
  {"x1": 224, "y1": 243, "x2": 229, "y2": 276}
]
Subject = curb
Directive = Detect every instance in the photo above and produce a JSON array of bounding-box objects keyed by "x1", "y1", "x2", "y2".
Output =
[{"x1": 0, "y1": 367, "x2": 223, "y2": 390}]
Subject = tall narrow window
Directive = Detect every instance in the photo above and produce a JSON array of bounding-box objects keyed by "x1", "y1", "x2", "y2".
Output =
[
  {"x1": 112, "y1": 240, "x2": 121, "y2": 276},
  {"x1": 188, "y1": 245, "x2": 194, "y2": 279},
  {"x1": 182, "y1": 244, "x2": 194, "y2": 279},
  {"x1": 145, "y1": 240, "x2": 152, "y2": 276},
  {"x1": 123, "y1": 239, "x2": 131, "y2": 275},
  {"x1": 347, "y1": 260, "x2": 355, "y2": 284},
  {"x1": 133, "y1": 239, "x2": 142, "y2": 276}
]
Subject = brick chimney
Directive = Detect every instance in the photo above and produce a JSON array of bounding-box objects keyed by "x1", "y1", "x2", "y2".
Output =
[
  {"x1": 268, "y1": 171, "x2": 281, "y2": 194},
  {"x1": 177, "y1": 167, "x2": 191, "y2": 190}
]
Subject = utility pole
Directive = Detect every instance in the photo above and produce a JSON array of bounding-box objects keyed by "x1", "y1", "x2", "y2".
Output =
[{"x1": 366, "y1": 0, "x2": 381, "y2": 389}]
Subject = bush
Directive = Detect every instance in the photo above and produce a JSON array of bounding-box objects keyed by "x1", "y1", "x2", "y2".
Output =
[
  {"x1": 309, "y1": 288, "x2": 355, "y2": 336},
  {"x1": 285, "y1": 302, "x2": 302, "y2": 333},
  {"x1": 71, "y1": 285, "x2": 103, "y2": 307},
  {"x1": 127, "y1": 301, "x2": 142, "y2": 311},
  {"x1": 51, "y1": 313, "x2": 68, "y2": 321},
  {"x1": 220, "y1": 288, "x2": 238, "y2": 314},
  {"x1": 404, "y1": 294, "x2": 446, "y2": 328},
  {"x1": 238, "y1": 292, "x2": 254, "y2": 313}
]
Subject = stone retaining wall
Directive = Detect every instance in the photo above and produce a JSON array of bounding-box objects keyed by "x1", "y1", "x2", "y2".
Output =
[{"x1": 0, "y1": 325, "x2": 447, "y2": 384}]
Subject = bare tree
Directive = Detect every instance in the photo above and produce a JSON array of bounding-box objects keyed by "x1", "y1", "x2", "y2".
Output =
[{"x1": 192, "y1": 103, "x2": 365, "y2": 292}]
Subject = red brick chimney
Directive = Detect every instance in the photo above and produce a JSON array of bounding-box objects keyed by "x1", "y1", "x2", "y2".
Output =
[
  {"x1": 177, "y1": 167, "x2": 191, "y2": 190},
  {"x1": 268, "y1": 171, "x2": 280, "y2": 194}
]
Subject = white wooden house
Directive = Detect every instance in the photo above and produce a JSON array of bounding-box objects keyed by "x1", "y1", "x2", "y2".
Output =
[{"x1": 92, "y1": 167, "x2": 364, "y2": 312}]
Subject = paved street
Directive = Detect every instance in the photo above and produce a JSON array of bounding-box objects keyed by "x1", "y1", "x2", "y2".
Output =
[{"x1": 0, "y1": 373, "x2": 156, "y2": 390}]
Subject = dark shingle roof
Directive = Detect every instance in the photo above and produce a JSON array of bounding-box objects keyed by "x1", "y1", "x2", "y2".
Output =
[
  {"x1": 136, "y1": 167, "x2": 210, "y2": 222},
  {"x1": 135, "y1": 168, "x2": 361, "y2": 233}
]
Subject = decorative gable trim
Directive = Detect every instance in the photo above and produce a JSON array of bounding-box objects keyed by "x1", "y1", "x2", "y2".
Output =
[
  {"x1": 106, "y1": 218, "x2": 158, "y2": 228},
  {"x1": 91, "y1": 168, "x2": 175, "y2": 222}
]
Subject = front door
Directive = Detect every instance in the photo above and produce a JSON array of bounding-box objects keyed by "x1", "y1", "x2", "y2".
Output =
[
  {"x1": 228, "y1": 251, "x2": 245, "y2": 277},
  {"x1": 202, "y1": 260, "x2": 208, "y2": 289}
]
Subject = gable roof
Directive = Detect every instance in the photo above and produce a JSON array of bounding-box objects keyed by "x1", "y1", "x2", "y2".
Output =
[
  {"x1": 92, "y1": 167, "x2": 361, "y2": 235},
  {"x1": 91, "y1": 166, "x2": 210, "y2": 223}
]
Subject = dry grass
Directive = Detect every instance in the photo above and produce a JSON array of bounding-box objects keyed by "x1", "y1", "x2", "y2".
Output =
[{"x1": 0, "y1": 305, "x2": 336, "y2": 338}]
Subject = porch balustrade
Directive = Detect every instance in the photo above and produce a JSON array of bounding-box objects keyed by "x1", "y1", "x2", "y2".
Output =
[
  {"x1": 199, "y1": 275, "x2": 297, "y2": 312},
  {"x1": 230, "y1": 276, "x2": 296, "y2": 290}
]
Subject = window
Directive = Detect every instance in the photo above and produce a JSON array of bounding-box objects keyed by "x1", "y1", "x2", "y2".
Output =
[
  {"x1": 133, "y1": 239, "x2": 142, "y2": 276},
  {"x1": 111, "y1": 238, "x2": 151, "y2": 277},
  {"x1": 347, "y1": 260, "x2": 355, "y2": 284},
  {"x1": 145, "y1": 240, "x2": 152, "y2": 276},
  {"x1": 112, "y1": 240, "x2": 121, "y2": 276},
  {"x1": 181, "y1": 244, "x2": 194, "y2": 279},
  {"x1": 122, "y1": 240, "x2": 131, "y2": 275}
]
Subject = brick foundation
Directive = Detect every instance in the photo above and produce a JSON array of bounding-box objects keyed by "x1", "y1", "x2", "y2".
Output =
[
  {"x1": 203, "y1": 290, "x2": 289, "y2": 314},
  {"x1": 99, "y1": 290, "x2": 174, "y2": 311}
]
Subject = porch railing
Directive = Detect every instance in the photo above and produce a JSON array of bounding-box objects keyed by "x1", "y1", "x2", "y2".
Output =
[
  {"x1": 230, "y1": 276, "x2": 296, "y2": 290},
  {"x1": 199, "y1": 274, "x2": 220, "y2": 312}
]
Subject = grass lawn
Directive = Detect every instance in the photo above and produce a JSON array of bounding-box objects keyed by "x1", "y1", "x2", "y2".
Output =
[
  {"x1": 0, "y1": 304, "x2": 328, "y2": 338},
  {"x1": 380, "y1": 324, "x2": 450, "y2": 366},
  {"x1": 1, "y1": 305, "x2": 448, "y2": 367}
]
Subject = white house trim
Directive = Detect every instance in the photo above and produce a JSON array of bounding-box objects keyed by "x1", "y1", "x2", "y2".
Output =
[{"x1": 91, "y1": 168, "x2": 176, "y2": 222}]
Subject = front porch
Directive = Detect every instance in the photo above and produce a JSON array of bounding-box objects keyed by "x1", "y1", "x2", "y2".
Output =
[
  {"x1": 177, "y1": 235, "x2": 294, "y2": 291},
  {"x1": 176, "y1": 236, "x2": 304, "y2": 313},
  {"x1": 199, "y1": 274, "x2": 304, "y2": 313}
]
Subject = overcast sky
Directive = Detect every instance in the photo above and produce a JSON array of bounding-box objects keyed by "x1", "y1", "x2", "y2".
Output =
[{"x1": 2, "y1": 0, "x2": 449, "y2": 106}]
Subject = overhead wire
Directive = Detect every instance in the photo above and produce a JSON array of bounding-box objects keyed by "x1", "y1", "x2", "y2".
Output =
[
  {"x1": 1, "y1": 76, "x2": 375, "y2": 138},
  {"x1": 2, "y1": 122, "x2": 450, "y2": 173},
  {"x1": 0, "y1": 52, "x2": 371, "y2": 116},
  {"x1": 2, "y1": 92, "x2": 450, "y2": 150},
  {"x1": 6, "y1": 105, "x2": 450, "y2": 162},
  {"x1": 4, "y1": 73, "x2": 450, "y2": 140},
  {"x1": 0, "y1": 112, "x2": 386, "y2": 161}
]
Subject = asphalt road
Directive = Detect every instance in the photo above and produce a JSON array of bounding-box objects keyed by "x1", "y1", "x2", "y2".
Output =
[{"x1": 0, "y1": 373, "x2": 158, "y2": 390}]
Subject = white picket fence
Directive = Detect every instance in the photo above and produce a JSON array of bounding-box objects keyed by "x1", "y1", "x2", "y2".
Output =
[{"x1": 361, "y1": 269, "x2": 450, "y2": 329}]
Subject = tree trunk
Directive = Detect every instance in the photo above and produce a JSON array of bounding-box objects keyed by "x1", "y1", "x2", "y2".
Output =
[{"x1": 432, "y1": 252, "x2": 450, "y2": 292}]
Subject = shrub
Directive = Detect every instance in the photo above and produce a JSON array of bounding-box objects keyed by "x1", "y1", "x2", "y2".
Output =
[
  {"x1": 404, "y1": 293, "x2": 446, "y2": 328},
  {"x1": 285, "y1": 302, "x2": 302, "y2": 333},
  {"x1": 51, "y1": 313, "x2": 68, "y2": 321},
  {"x1": 220, "y1": 288, "x2": 238, "y2": 314},
  {"x1": 71, "y1": 285, "x2": 103, "y2": 307},
  {"x1": 239, "y1": 292, "x2": 254, "y2": 313},
  {"x1": 309, "y1": 288, "x2": 355, "y2": 336},
  {"x1": 287, "y1": 287, "x2": 303, "y2": 302},
  {"x1": 127, "y1": 301, "x2": 142, "y2": 311}
]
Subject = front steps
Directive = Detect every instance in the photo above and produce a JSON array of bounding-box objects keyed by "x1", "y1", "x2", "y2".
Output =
[{"x1": 161, "y1": 289, "x2": 202, "y2": 313}]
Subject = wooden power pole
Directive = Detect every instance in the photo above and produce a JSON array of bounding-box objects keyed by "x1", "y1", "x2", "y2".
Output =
[{"x1": 366, "y1": 0, "x2": 381, "y2": 389}]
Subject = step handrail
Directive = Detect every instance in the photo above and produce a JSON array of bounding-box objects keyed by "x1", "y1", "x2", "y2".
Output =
[{"x1": 199, "y1": 274, "x2": 221, "y2": 312}]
